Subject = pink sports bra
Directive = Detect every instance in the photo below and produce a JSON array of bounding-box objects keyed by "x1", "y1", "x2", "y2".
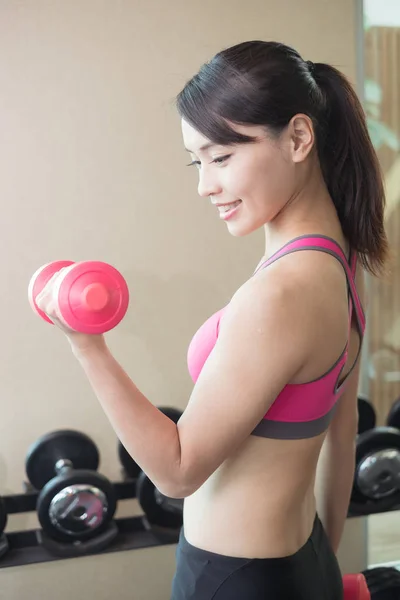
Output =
[{"x1": 187, "y1": 235, "x2": 366, "y2": 440}]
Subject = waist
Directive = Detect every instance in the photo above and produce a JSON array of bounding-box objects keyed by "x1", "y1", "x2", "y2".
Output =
[
  {"x1": 180, "y1": 509, "x2": 321, "y2": 562},
  {"x1": 182, "y1": 487, "x2": 317, "y2": 559}
]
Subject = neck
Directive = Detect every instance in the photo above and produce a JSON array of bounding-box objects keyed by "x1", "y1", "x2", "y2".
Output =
[{"x1": 262, "y1": 173, "x2": 343, "y2": 260}]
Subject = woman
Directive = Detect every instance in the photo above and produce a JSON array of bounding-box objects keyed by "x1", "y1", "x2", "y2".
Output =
[{"x1": 37, "y1": 41, "x2": 388, "y2": 599}]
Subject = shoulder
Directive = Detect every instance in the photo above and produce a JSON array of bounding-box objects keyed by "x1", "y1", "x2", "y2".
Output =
[
  {"x1": 218, "y1": 248, "x2": 348, "y2": 357},
  {"x1": 214, "y1": 253, "x2": 325, "y2": 375},
  {"x1": 226, "y1": 248, "x2": 341, "y2": 324}
]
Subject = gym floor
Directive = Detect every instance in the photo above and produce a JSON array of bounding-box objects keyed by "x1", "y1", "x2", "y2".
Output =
[{"x1": 368, "y1": 510, "x2": 400, "y2": 568}]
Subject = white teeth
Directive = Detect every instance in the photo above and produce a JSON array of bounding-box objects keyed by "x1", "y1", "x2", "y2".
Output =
[{"x1": 218, "y1": 200, "x2": 241, "y2": 213}]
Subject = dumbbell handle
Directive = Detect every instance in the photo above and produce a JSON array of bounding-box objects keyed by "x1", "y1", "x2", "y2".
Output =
[{"x1": 55, "y1": 459, "x2": 74, "y2": 476}]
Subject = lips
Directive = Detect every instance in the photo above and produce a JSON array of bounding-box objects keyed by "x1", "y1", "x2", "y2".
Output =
[
  {"x1": 217, "y1": 200, "x2": 242, "y2": 221},
  {"x1": 216, "y1": 200, "x2": 242, "y2": 214}
]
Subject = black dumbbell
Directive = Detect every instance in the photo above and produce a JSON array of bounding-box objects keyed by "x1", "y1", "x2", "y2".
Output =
[
  {"x1": 137, "y1": 406, "x2": 183, "y2": 530},
  {"x1": 387, "y1": 398, "x2": 400, "y2": 430},
  {"x1": 117, "y1": 406, "x2": 184, "y2": 530},
  {"x1": 118, "y1": 442, "x2": 141, "y2": 480},
  {"x1": 117, "y1": 406, "x2": 183, "y2": 481},
  {"x1": 137, "y1": 474, "x2": 183, "y2": 530},
  {"x1": 25, "y1": 430, "x2": 117, "y2": 544},
  {"x1": 358, "y1": 394, "x2": 377, "y2": 434},
  {"x1": 350, "y1": 397, "x2": 400, "y2": 514},
  {"x1": 0, "y1": 498, "x2": 8, "y2": 558}
]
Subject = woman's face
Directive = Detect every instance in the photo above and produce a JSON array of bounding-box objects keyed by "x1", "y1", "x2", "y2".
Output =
[{"x1": 181, "y1": 118, "x2": 300, "y2": 237}]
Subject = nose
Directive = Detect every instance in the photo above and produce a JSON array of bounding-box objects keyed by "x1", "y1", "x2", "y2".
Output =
[{"x1": 197, "y1": 167, "x2": 222, "y2": 198}]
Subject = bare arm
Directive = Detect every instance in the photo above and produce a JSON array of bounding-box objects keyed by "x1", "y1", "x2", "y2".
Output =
[
  {"x1": 314, "y1": 359, "x2": 360, "y2": 553},
  {"x1": 38, "y1": 268, "x2": 310, "y2": 498}
]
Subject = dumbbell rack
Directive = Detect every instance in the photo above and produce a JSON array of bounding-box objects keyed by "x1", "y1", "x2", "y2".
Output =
[
  {"x1": 0, "y1": 475, "x2": 399, "y2": 570},
  {"x1": 0, "y1": 477, "x2": 180, "y2": 569},
  {"x1": 1, "y1": 393, "x2": 399, "y2": 571}
]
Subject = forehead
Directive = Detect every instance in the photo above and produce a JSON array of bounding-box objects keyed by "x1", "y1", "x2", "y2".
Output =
[
  {"x1": 181, "y1": 118, "x2": 268, "y2": 154},
  {"x1": 181, "y1": 119, "x2": 215, "y2": 154}
]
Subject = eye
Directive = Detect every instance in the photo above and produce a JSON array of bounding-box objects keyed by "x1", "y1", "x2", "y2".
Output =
[
  {"x1": 212, "y1": 154, "x2": 231, "y2": 165},
  {"x1": 186, "y1": 160, "x2": 201, "y2": 168},
  {"x1": 185, "y1": 154, "x2": 231, "y2": 169}
]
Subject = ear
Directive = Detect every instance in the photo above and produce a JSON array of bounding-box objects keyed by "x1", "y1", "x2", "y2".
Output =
[{"x1": 287, "y1": 114, "x2": 315, "y2": 163}]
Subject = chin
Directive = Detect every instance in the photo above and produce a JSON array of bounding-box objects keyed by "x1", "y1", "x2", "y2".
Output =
[{"x1": 225, "y1": 220, "x2": 260, "y2": 237}]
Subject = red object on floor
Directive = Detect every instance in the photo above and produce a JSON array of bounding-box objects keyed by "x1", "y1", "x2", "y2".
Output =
[{"x1": 343, "y1": 573, "x2": 370, "y2": 600}]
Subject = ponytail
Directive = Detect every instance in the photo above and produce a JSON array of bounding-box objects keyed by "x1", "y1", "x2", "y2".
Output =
[{"x1": 313, "y1": 63, "x2": 389, "y2": 276}]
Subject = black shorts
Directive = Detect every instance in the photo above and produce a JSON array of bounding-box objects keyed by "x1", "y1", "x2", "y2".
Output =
[{"x1": 170, "y1": 514, "x2": 343, "y2": 599}]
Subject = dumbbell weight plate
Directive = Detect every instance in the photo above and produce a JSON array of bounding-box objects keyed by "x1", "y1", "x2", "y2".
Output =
[
  {"x1": 358, "y1": 395, "x2": 376, "y2": 434},
  {"x1": 387, "y1": 398, "x2": 400, "y2": 430},
  {"x1": 0, "y1": 497, "x2": 7, "y2": 534},
  {"x1": 37, "y1": 470, "x2": 117, "y2": 543},
  {"x1": 55, "y1": 261, "x2": 129, "y2": 334},
  {"x1": 354, "y1": 427, "x2": 400, "y2": 508},
  {"x1": 28, "y1": 261, "x2": 75, "y2": 324},
  {"x1": 159, "y1": 406, "x2": 183, "y2": 423},
  {"x1": 118, "y1": 442, "x2": 141, "y2": 479},
  {"x1": 136, "y1": 470, "x2": 183, "y2": 529},
  {"x1": 117, "y1": 406, "x2": 183, "y2": 479},
  {"x1": 25, "y1": 430, "x2": 100, "y2": 491}
]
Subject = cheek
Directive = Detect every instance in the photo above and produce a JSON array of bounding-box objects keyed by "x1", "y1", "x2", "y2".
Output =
[
  {"x1": 230, "y1": 161, "x2": 267, "y2": 199},
  {"x1": 253, "y1": 156, "x2": 293, "y2": 205}
]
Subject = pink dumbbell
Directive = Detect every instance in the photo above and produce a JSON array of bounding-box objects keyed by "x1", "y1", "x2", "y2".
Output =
[
  {"x1": 343, "y1": 573, "x2": 370, "y2": 600},
  {"x1": 28, "y1": 260, "x2": 129, "y2": 334}
]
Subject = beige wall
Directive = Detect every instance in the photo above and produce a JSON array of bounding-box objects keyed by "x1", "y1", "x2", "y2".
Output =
[{"x1": 0, "y1": 0, "x2": 361, "y2": 597}]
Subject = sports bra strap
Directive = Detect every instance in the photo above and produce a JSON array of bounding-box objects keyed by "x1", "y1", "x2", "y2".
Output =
[{"x1": 254, "y1": 235, "x2": 366, "y2": 335}]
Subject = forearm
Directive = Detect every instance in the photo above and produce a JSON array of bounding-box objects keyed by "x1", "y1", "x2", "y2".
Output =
[
  {"x1": 74, "y1": 341, "x2": 183, "y2": 497},
  {"x1": 315, "y1": 439, "x2": 356, "y2": 554}
]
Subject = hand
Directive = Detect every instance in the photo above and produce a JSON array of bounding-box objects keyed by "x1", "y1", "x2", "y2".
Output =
[{"x1": 35, "y1": 268, "x2": 106, "y2": 356}]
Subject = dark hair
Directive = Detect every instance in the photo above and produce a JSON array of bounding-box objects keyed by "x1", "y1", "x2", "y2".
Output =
[{"x1": 176, "y1": 40, "x2": 388, "y2": 277}]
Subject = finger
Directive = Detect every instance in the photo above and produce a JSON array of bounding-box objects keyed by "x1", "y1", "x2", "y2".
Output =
[
  {"x1": 36, "y1": 294, "x2": 56, "y2": 319},
  {"x1": 38, "y1": 297, "x2": 71, "y2": 333},
  {"x1": 36, "y1": 268, "x2": 66, "y2": 307}
]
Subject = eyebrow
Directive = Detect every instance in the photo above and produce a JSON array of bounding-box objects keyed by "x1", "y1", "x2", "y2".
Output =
[{"x1": 184, "y1": 142, "x2": 216, "y2": 153}]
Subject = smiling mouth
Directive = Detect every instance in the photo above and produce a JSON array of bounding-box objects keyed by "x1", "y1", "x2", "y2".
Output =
[{"x1": 217, "y1": 200, "x2": 242, "y2": 213}]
